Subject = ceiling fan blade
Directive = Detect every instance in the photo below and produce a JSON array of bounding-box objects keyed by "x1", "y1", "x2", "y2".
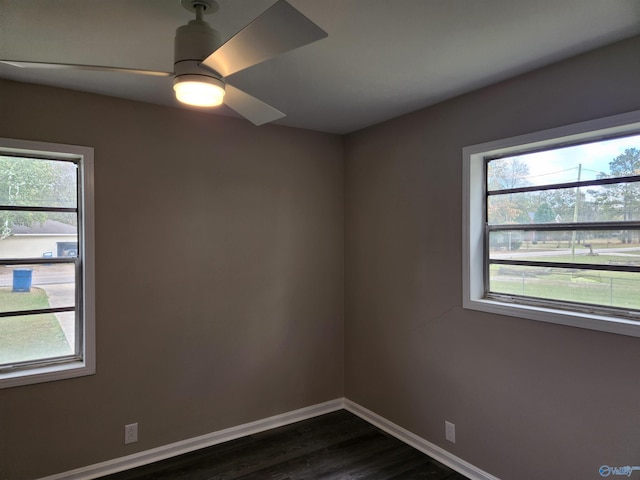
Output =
[
  {"x1": 0, "y1": 60, "x2": 172, "y2": 77},
  {"x1": 224, "y1": 84, "x2": 285, "y2": 126},
  {"x1": 201, "y1": 0, "x2": 327, "y2": 77}
]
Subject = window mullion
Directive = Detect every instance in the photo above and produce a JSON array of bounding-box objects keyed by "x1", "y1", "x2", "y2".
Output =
[
  {"x1": 0, "y1": 258, "x2": 77, "y2": 266},
  {"x1": 488, "y1": 258, "x2": 640, "y2": 274},
  {"x1": 0, "y1": 205, "x2": 77, "y2": 213},
  {"x1": 487, "y1": 221, "x2": 640, "y2": 232},
  {"x1": 0, "y1": 306, "x2": 76, "y2": 318},
  {"x1": 487, "y1": 173, "x2": 640, "y2": 196}
]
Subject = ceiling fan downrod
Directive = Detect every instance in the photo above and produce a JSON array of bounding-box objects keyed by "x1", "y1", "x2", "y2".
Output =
[
  {"x1": 180, "y1": 0, "x2": 219, "y2": 17},
  {"x1": 174, "y1": 0, "x2": 225, "y2": 106}
]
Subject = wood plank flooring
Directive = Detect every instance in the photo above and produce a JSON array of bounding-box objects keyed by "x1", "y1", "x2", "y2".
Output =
[{"x1": 99, "y1": 410, "x2": 470, "y2": 480}]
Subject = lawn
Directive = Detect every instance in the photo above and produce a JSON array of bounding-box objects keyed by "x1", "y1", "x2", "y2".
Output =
[
  {"x1": 491, "y1": 265, "x2": 640, "y2": 310},
  {"x1": 489, "y1": 243, "x2": 640, "y2": 310},
  {"x1": 0, "y1": 287, "x2": 72, "y2": 365}
]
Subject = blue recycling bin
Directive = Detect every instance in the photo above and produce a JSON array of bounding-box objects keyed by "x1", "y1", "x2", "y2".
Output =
[{"x1": 12, "y1": 269, "x2": 33, "y2": 292}]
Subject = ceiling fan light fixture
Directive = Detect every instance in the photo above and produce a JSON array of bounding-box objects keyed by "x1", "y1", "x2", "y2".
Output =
[
  {"x1": 173, "y1": 75, "x2": 225, "y2": 107},
  {"x1": 3, "y1": 0, "x2": 328, "y2": 125}
]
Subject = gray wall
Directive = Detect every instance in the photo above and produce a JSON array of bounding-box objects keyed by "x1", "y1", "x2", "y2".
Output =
[
  {"x1": 344, "y1": 36, "x2": 640, "y2": 480},
  {"x1": 0, "y1": 81, "x2": 344, "y2": 480}
]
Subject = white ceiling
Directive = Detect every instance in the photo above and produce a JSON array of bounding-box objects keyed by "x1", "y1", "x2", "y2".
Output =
[{"x1": 1, "y1": 0, "x2": 639, "y2": 134}]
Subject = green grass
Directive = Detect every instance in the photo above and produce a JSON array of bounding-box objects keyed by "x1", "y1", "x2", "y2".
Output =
[
  {"x1": 0, "y1": 287, "x2": 72, "y2": 365},
  {"x1": 491, "y1": 266, "x2": 640, "y2": 309},
  {"x1": 0, "y1": 285, "x2": 50, "y2": 312},
  {"x1": 491, "y1": 244, "x2": 640, "y2": 310}
]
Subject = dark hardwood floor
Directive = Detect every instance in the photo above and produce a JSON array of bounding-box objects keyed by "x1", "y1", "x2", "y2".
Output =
[{"x1": 99, "y1": 410, "x2": 470, "y2": 480}]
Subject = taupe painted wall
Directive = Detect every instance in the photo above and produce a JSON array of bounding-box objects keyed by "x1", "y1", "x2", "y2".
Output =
[
  {"x1": 0, "y1": 81, "x2": 344, "y2": 479},
  {"x1": 344, "y1": 36, "x2": 640, "y2": 480}
]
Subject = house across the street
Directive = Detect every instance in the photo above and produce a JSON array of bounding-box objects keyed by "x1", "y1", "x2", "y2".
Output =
[{"x1": 1, "y1": 220, "x2": 78, "y2": 258}]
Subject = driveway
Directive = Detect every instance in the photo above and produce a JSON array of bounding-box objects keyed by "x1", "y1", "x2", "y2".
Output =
[{"x1": 39, "y1": 283, "x2": 76, "y2": 348}]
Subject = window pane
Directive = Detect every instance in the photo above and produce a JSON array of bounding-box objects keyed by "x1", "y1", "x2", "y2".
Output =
[
  {"x1": 488, "y1": 134, "x2": 640, "y2": 191},
  {"x1": 0, "y1": 263, "x2": 75, "y2": 313},
  {"x1": 489, "y1": 265, "x2": 640, "y2": 311},
  {"x1": 0, "y1": 139, "x2": 92, "y2": 387},
  {"x1": 0, "y1": 211, "x2": 77, "y2": 259},
  {"x1": 489, "y1": 229, "x2": 640, "y2": 265},
  {"x1": 0, "y1": 312, "x2": 74, "y2": 366},
  {"x1": 0, "y1": 156, "x2": 77, "y2": 208},
  {"x1": 487, "y1": 183, "x2": 640, "y2": 225}
]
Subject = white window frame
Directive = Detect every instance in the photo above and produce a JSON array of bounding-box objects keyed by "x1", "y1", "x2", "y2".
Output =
[
  {"x1": 463, "y1": 111, "x2": 640, "y2": 338},
  {"x1": 0, "y1": 138, "x2": 95, "y2": 388}
]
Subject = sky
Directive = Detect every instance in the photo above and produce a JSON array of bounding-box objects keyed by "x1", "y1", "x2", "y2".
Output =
[{"x1": 499, "y1": 133, "x2": 640, "y2": 186}]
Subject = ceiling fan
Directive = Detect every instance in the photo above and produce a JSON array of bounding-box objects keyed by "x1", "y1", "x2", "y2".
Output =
[{"x1": 0, "y1": 0, "x2": 327, "y2": 126}]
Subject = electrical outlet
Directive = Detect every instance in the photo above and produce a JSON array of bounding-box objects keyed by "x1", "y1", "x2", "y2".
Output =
[
  {"x1": 445, "y1": 420, "x2": 456, "y2": 443},
  {"x1": 124, "y1": 423, "x2": 138, "y2": 444}
]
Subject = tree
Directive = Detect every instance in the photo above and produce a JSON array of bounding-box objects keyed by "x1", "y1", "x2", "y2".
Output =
[
  {"x1": 533, "y1": 202, "x2": 554, "y2": 223},
  {"x1": 487, "y1": 157, "x2": 531, "y2": 224},
  {"x1": 542, "y1": 189, "x2": 574, "y2": 222},
  {"x1": 593, "y1": 148, "x2": 640, "y2": 243},
  {"x1": 532, "y1": 201, "x2": 555, "y2": 244},
  {"x1": 0, "y1": 156, "x2": 77, "y2": 239},
  {"x1": 487, "y1": 156, "x2": 531, "y2": 190}
]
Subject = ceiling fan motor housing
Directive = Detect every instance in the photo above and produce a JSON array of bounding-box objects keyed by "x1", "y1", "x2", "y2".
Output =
[{"x1": 174, "y1": 18, "x2": 223, "y2": 84}]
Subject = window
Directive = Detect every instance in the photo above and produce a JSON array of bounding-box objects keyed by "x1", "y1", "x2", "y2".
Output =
[
  {"x1": 463, "y1": 111, "x2": 640, "y2": 337},
  {"x1": 0, "y1": 138, "x2": 94, "y2": 388}
]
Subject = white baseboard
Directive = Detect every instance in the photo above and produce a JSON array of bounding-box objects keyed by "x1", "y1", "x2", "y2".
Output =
[
  {"x1": 39, "y1": 398, "x2": 345, "y2": 480},
  {"x1": 344, "y1": 399, "x2": 501, "y2": 480},
  {"x1": 41, "y1": 397, "x2": 499, "y2": 480}
]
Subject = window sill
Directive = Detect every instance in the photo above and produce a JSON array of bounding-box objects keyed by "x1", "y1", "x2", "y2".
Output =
[
  {"x1": 0, "y1": 359, "x2": 95, "y2": 389},
  {"x1": 464, "y1": 297, "x2": 640, "y2": 337}
]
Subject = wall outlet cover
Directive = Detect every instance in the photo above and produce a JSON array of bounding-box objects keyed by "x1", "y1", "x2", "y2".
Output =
[
  {"x1": 445, "y1": 420, "x2": 456, "y2": 443},
  {"x1": 125, "y1": 423, "x2": 138, "y2": 444}
]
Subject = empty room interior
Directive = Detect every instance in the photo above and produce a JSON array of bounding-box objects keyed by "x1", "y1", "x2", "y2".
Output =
[{"x1": 1, "y1": 1, "x2": 639, "y2": 479}]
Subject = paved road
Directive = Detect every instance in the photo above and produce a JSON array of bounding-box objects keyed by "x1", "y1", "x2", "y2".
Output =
[{"x1": 0, "y1": 269, "x2": 74, "y2": 287}]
